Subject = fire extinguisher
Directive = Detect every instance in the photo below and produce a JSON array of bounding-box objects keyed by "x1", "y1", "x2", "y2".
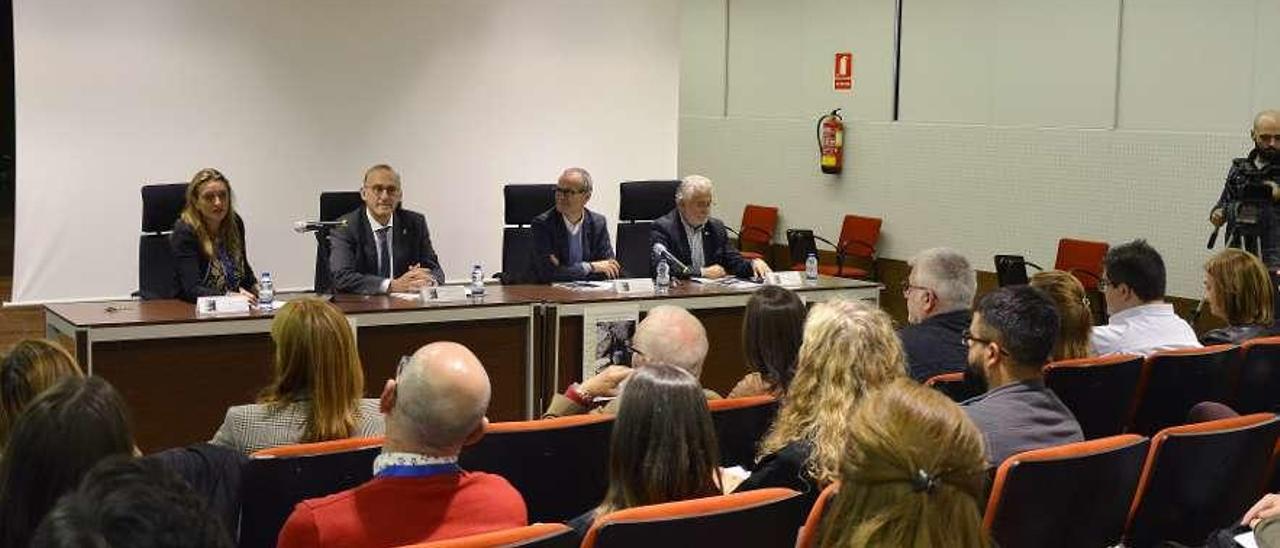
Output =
[{"x1": 817, "y1": 109, "x2": 844, "y2": 174}]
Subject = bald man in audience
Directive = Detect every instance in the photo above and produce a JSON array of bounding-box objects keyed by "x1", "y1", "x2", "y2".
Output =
[
  {"x1": 544, "y1": 305, "x2": 721, "y2": 417},
  {"x1": 277, "y1": 343, "x2": 526, "y2": 547}
]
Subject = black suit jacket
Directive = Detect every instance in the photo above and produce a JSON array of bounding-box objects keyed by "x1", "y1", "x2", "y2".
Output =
[
  {"x1": 529, "y1": 208, "x2": 615, "y2": 283},
  {"x1": 650, "y1": 209, "x2": 752, "y2": 278},
  {"x1": 170, "y1": 215, "x2": 257, "y2": 302},
  {"x1": 328, "y1": 207, "x2": 445, "y2": 294}
]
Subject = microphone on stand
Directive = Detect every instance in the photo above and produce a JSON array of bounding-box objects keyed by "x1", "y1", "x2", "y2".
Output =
[
  {"x1": 653, "y1": 243, "x2": 694, "y2": 278},
  {"x1": 293, "y1": 219, "x2": 348, "y2": 233}
]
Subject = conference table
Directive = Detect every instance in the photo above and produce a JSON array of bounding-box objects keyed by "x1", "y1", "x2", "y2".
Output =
[{"x1": 44, "y1": 277, "x2": 879, "y2": 452}]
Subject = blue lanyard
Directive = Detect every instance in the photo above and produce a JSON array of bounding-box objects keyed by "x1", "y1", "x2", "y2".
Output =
[{"x1": 376, "y1": 463, "x2": 461, "y2": 478}]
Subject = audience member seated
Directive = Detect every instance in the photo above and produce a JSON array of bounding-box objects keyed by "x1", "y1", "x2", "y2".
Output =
[
  {"x1": 170, "y1": 167, "x2": 258, "y2": 303},
  {"x1": 962, "y1": 286, "x2": 1083, "y2": 468},
  {"x1": 650, "y1": 175, "x2": 771, "y2": 280},
  {"x1": 820, "y1": 378, "x2": 989, "y2": 547},
  {"x1": 568, "y1": 363, "x2": 722, "y2": 536},
  {"x1": 544, "y1": 305, "x2": 719, "y2": 417},
  {"x1": 0, "y1": 338, "x2": 82, "y2": 447},
  {"x1": 728, "y1": 286, "x2": 806, "y2": 398},
  {"x1": 530, "y1": 167, "x2": 622, "y2": 282},
  {"x1": 30, "y1": 456, "x2": 233, "y2": 548},
  {"x1": 278, "y1": 342, "x2": 525, "y2": 547},
  {"x1": 211, "y1": 298, "x2": 383, "y2": 455},
  {"x1": 736, "y1": 299, "x2": 905, "y2": 508},
  {"x1": 898, "y1": 247, "x2": 977, "y2": 382},
  {"x1": 1091, "y1": 239, "x2": 1200, "y2": 355},
  {"x1": 1030, "y1": 270, "x2": 1094, "y2": 361},
  {"x1": 1200, "y1": 248, "x2": 1277, "y2": 345},
  {"x1": 0, "y1": 377, "x2": 136, "y2": 548}
]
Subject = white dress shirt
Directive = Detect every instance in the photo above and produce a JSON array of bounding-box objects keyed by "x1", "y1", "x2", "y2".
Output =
[{"x1": 1090, "y1": 302, "x2": 1202, "y2": 356}]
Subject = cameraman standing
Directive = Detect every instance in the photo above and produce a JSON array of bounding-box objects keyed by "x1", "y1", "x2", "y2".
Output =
[{"x1": 1211, "y1": 110, "x2": 1280, "y2": 266}]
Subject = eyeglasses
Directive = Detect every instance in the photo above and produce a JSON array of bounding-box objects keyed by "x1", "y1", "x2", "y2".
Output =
[
  {"x1": 365, "y1": 184, "x2": 401, "y2": 196},
  {"x1": 554, "y1": 187, "x2": 587, "y2": 196},
  {"x1": 900, "y1": 277, "x2": 932, "y2": 297},
  {"x1": 961, "y1": 328, "x2": 1008, "y2": 356}
]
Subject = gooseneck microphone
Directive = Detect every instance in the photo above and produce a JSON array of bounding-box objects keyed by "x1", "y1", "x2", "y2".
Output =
[
  {"x1": 652, "y1": 243, "x2": 694, "y2": 278},
  {"x1": 293, "y1": 219, "x2": 348, "y2": 233}
]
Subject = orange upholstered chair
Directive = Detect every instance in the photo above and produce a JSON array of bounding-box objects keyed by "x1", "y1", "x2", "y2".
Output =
[
  {"x1": 1054, "y1": 238, "x2": 1108, "y2": 291},
  {"x1": 984, "y1": 435, "x2": 1149, "y2": 548},
  {"x1": 736, "y1": 204, "x2": 779, "y2": 262},
  {"x1": 1235, "y1": 336, "x2": 1280, "y2": 413},
  {"x1": 924, "y1": 371, "x2": 983, "y2": 403},
  {"x1": 581, "y1": 488, "x2": 805, "y2": 548},
  {"x1": 1126, "y1": 413, "x2": 1280, "y2": 547},
  {"x1": 241, "y1": 437, "x2": 385, "y2": 548},
  {"x1": 404, "y1": 523, "x2": 577, "y2": 548},
  {"x1": 458, "y1": 414, "x2": 614, "y2": 523},
  {"x1": 1044, "y1": 354, "x2": 1144, "y2": 439},
  {"x1": 1129, "y1": 345, "x2": 1239, "y2": 436},
  {"x1": 708, "y1": 395, "x2": 779, "y2": 467},
  {"x1": 795, "y1": 482, "x2": 839, "y2": 548}
]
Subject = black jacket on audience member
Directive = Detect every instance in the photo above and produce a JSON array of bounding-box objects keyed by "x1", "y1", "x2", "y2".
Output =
[
  {"x1": 1200, "y1": 323, "x2": 1277, "y2": 346},
  {"x1": 144, "y1": 443, "x2": 247, "y2": 539},
  {"x1": 734, "y1": 440, "x2": 818, "y2": 519},
  {"x1": 899, "y1": 309, "x2": 972, "y2": 382}
]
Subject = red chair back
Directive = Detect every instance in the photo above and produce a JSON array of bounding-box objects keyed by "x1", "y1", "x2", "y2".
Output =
[
  {"x1": 1126, "y1": 414, "x2": 1280, "y2": 547},
  {"x1": 984, "y1": 435, "x2": 1148, "y2": 548},
  {"x1": 1053, "y1": 238, "x2": 1108, "y2": 291},
  {"x1": 1129, "y1": 345, "x2": 1239, "y2": 436},
  {"x1": 738, "y1": 204, "x2": 778, "y2": 246},
  {"x1": 836, "y1": 214, "x2": 881, "y2": 260},
  {"x1": 581, "y1": 488, "x2": 805, "y2": 548},
  {"x1": 1044, "y1": 354, "x2": 1143, "y2": 439},
  {"x1": 795, "y1": 483, "x2": 839, "y2": 548},
  {"x1": 1235, "y1": 336, "x2": 1280, "y2": 413},
  {"x1": 241, "y1": 437, "x2": 385, "y2": 548},
  {"x1": 708, "y1": 395, "x2": 779, "y2": 467},
  {"x1": 405, "y1": 523, "x2": 577, "y2": 548},
  {"x1": 458, "y1": 414, "x2": 614, "y2": 523}
]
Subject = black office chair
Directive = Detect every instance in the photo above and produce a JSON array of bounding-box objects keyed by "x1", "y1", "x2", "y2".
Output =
[
  {"x1": 137, "y1": 183, "x2": 188, "y2": 299},
  {"x1": 616, "y1": 180, "x2": 680, "y2": 278},
  {"x1": 497, "y1": 184, "x2": 556, "y2": 284},
  {"x1": 994, "y1": 254, "x2": 1045, "y2": 287},
  {"x1": 313, "y1": 191, "x2": 363, "y2": 293}
]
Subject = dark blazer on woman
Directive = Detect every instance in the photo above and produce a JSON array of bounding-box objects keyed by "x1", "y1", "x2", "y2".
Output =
[
  {"x1": 735, "y1": 440, "x2": 819, "y2": 519},
  {"x1": 170, "y1": 215, "x2": 257, "y2": 302},
  {"x1": 529, "y1": 207, "x2": 616, "y2": 283},
  {"x1": 1200, "y1": 323, "x2": 1278, "y2": 346}
]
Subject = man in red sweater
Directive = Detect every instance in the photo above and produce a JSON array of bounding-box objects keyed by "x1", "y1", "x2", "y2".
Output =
[{"x1": 277, "y1": 342, "x2": 527, "y2": 547}]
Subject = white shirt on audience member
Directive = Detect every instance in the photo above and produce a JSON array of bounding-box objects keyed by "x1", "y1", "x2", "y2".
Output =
[{"x1": 1090, "y1": 302, "x2": 1201, "y2": 356}]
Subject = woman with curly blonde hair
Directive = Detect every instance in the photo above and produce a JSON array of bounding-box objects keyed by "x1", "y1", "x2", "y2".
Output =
[
  {"x1": 735, "y1": 298, "x2": 905, "y2": 509},
  {"x1": 819, "y1": 378, "x2": 988, "y2": 547}
]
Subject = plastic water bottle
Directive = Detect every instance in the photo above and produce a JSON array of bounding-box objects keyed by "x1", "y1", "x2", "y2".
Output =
[
  {"x1": 470, "y1": 264, "x2": 486, "y2": 297},
  {"x1": 805, "y1": 253, "x2": 819, "y2": 282},
  {"x1": 258, "y1": 272, "x2": 274, "y2": 310},
  {"x1": 656, "y1": 259, "x2": 671, "y2": 291}
]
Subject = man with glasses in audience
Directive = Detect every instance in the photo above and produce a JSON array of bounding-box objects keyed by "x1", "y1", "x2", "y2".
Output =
[
  {"x1": 651, "y1": 175, "x2": 771, "y2": 280},
  {"x1": 898, "y1": 247, "x2": 977, "y2": 382},
  {"x1": 961, "y1": 285, "x2": 1083, "y2": 468},
  {"x1": 1091, "y1": 239, "x2": 1200, "y2": 356},
  {"x1": 543, "y1": 305, "x2": 720, "y2": 417},
  {"x1": 277, "y1": 342, "x2": 526, "y2": 547},
  {"x1": 329, "y1": 164, "x2": 445, "y2": 294},
  {"x1": 529, "y1": 167, "x2": 621, "y2": 283}
]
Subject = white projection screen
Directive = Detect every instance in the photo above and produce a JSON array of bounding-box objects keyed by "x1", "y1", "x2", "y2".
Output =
[{"x1": 12, "y1": 0, "x2": 679, "y2": 304}]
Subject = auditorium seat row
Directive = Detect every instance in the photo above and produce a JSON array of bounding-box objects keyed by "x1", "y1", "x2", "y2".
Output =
[
  {"x1": 926, "y1": 337, "x2": 1280, "y2": 438},
  {"x1": 407, "y1": 413, "x2": 1280, "y2": 547}
]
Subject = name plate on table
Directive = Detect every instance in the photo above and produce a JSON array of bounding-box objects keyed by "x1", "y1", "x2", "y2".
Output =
[
  {"x1": 613, "y1": 278, "x2": 656, "y2": 295},
  {"x1": 196, "y1": 295, "x2": 252, "y2": 315},
  {"x1": 764, "y1": 271, "x2": 805, "y2": 288},
  {"x1": 420, "y1": 285, "x2": 470, "y2": 302}
]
